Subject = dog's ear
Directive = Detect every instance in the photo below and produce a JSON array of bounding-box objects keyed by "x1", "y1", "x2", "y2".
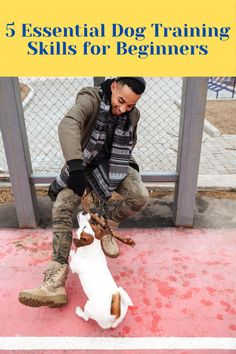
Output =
[
  {"x1": 73, "y1": 238, "x2": 81, "y2": 248},
  {"x1": 73, "y1": 231, "x2": 94, "y2": 248}
]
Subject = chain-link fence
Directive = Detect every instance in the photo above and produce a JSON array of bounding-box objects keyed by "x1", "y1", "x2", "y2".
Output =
[{"x1": 0, "y1": 77, "x2": 182, "y2": 175}]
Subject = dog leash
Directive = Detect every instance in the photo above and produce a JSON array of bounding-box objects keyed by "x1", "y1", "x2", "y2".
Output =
[
  {"x1": 81, "y1": 190, "x2": 135, "y2": 247},
  {"x1": 90, "y1": 213, "x2": 135, "y2": 247}
]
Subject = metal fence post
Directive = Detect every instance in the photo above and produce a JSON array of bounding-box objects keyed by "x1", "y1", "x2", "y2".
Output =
[
  {"x1": 0, "y1": 77, "x2": 39, "y2": 228},
  {"x1": 173, "y1": 77, "x2": 208, "y2": 227}
]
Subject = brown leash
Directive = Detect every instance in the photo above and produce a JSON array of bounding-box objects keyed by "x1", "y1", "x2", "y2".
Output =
[
  {"x1": 81, "y1": 189, "x2": 92, "y2": 213},
  {"x1": 90, "y1": 212, "x2": 135, "y2": 247},
  {"x1": 80, "y1": 190, "x2": 135, "y2": 247}
]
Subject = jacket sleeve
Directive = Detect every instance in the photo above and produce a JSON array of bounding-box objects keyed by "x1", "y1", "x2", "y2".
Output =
[
  {"x1": 132, "y1": 109, "x2": 140, "y2": 150},
  {"x1": 58, "y1": 88, "x2": 97, "y2": 162},
  {"x1": 129, "y1": 109, "x2": 140, "y2": 172}
]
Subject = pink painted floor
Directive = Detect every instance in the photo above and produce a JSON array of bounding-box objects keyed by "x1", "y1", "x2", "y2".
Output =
[{"x1": 0, "y1": 227, "x2": 236, "y2": 353}]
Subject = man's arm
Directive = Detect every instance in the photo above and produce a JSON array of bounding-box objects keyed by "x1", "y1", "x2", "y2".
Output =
[
  {"x1": 131, "y1": 109, "x2": 140, "y2": 150},
  {"x1": 58, "y1": 88, "x2": 99, "y2": 196},
  {"x1": 58, "y1": 88, "x2": 97, "y2": 162},
  {"x1": 129, "y1": 109, "x2": 140, "y2": 172}
]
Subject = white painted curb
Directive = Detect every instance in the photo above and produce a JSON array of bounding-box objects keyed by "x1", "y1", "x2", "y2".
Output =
[
  {"x1": 174, "y1": 99, "x2": 221, "y2": 137},
  {"x1": 0, "y1": 337, "x2": 236, "y2": 351},
  {"x1": 204, "y1": 119, "x2": 221, "y2": 137}
]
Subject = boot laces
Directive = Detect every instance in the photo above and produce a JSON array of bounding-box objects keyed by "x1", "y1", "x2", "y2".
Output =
[
  {"x1": 43, "y1": 268, "x2": 56, "y2": 283},
  {"x1": 102, "y1": 233, "x2": 115, "y2": 245},
  {"x1": 43, "y1": 264, "x2": 67, "y2": 286}
]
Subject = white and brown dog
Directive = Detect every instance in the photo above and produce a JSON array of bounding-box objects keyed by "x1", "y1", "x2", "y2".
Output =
[{"x1": 69, "y1": 211, "x2": 133, "y2": 329}]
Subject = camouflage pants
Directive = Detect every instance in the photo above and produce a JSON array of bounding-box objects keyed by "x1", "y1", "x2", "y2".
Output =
[{"x1": 52, "y1": 166, "x2": 149, "y2": 264}]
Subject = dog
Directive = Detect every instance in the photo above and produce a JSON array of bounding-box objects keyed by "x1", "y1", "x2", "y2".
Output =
[{"x1": 69, "y1": 211, "x2": 133, "y2": 329}]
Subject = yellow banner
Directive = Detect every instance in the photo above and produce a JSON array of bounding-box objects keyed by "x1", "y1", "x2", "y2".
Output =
[{"x1": 1, "y1": 0, "x2": 236, "y2": 75}]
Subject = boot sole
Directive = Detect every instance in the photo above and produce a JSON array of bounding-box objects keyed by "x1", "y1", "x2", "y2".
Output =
[{"x1": 19, "y1": 293, "x2": 67, "y2": 308}]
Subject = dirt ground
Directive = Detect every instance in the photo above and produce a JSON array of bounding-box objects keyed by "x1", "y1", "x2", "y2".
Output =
[
  {"x1": 205, "y1": 100, "x2": 236, "y2": 135},
  {"x1": 0, "y1": 187, "x2": 236, "y2": 205}
]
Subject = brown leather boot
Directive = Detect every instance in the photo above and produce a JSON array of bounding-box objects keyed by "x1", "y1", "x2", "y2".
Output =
[
  {"x1": 18, "y1": 261, "x2": 69, "y2": 308},
  {"x1": 101, "y1": 220, "x2": 119, "y2": 258}
]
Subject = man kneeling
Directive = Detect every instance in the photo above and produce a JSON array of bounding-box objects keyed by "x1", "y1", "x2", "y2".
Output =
[{"x1": 19, "y1": 77, "x2": 149, "y2": 308}]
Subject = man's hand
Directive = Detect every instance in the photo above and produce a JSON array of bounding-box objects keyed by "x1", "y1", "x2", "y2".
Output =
[
  {"x1": 48, "y1": 180, "x2": 63, "y2": 201},
  {"x1": 67, "y1": 170, "x2": 87, "y2": 197},
  {"x1": 67, "y1": 159, "x2": 87, "y2": 197}
]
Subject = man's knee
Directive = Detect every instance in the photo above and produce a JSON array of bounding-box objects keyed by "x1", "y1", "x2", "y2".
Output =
[
  {"x1": 52, "y1": 188, "x2": 80, "y2": 221},
  {"x1": 127, "y1": 188, "x2": 149, "y2": 212},
  {"x1": 118, "y1": 167, "x2": 150, "y2": 212}
]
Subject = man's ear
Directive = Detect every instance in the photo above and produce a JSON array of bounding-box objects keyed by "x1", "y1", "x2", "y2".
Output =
[{"x1": 111, "y1": 80, "x2": 118, "y2": 92}]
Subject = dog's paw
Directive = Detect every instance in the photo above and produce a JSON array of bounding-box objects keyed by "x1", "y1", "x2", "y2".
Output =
[{"x1": 75, "y1": 306, "x2": 89, "y2": 321}]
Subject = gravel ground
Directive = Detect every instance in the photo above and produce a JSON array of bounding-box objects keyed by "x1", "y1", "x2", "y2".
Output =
[
  {"x1": 1, "y1": 187, "x2": 236, "y2": 205},
  {"x1": 205, "y1": 99, "x2": 236, "y2": 135}
]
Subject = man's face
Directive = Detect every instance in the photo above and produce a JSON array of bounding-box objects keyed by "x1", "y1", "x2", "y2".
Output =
[{"x1": 110, "y1": 81, "x2": 141, "y2": 116}]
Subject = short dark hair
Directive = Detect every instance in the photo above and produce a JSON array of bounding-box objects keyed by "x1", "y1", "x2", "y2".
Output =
[{"x1": 116, "y1": 77, "x2": 146, "y2": 95}]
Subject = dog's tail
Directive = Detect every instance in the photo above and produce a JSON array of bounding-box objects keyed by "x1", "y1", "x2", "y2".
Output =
[
  {"x1": 111, "y1": 292, "x2": 121, "y2": 319},
  {"x1": 118, "y1": 287, "x2": 133, "y2": 306},
  {"x1": 111, "y1": 287, "x2": 133, "y2": 320},
  {"x1": 111, "y1": 287, "x2": 133, "y2": 329}
]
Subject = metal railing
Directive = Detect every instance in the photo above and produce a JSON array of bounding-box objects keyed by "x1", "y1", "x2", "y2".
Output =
[
  {"x1": 0, "y1": 77, "x2": 208, "y2": 227},
  {"x1": 1, "y1": 77, "x2": 182, "y2": 175}
]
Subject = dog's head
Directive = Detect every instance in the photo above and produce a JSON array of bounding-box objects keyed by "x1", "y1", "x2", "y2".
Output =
[
  {"x1": 73, "y1": 212, "x2": 105, "y2": 248},
  {"x1": 73, "y1": 212, "x2": 95, "y2": 248}
]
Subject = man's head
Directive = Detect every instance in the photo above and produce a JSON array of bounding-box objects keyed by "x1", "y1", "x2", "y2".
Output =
[{"x1": 110, "y1": 77, "x2": 146, "y2": 116}]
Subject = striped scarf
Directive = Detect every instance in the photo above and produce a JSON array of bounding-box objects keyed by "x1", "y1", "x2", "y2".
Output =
[{"x1": 83, "y1": 90, "x2": 133, "y2": 201}]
